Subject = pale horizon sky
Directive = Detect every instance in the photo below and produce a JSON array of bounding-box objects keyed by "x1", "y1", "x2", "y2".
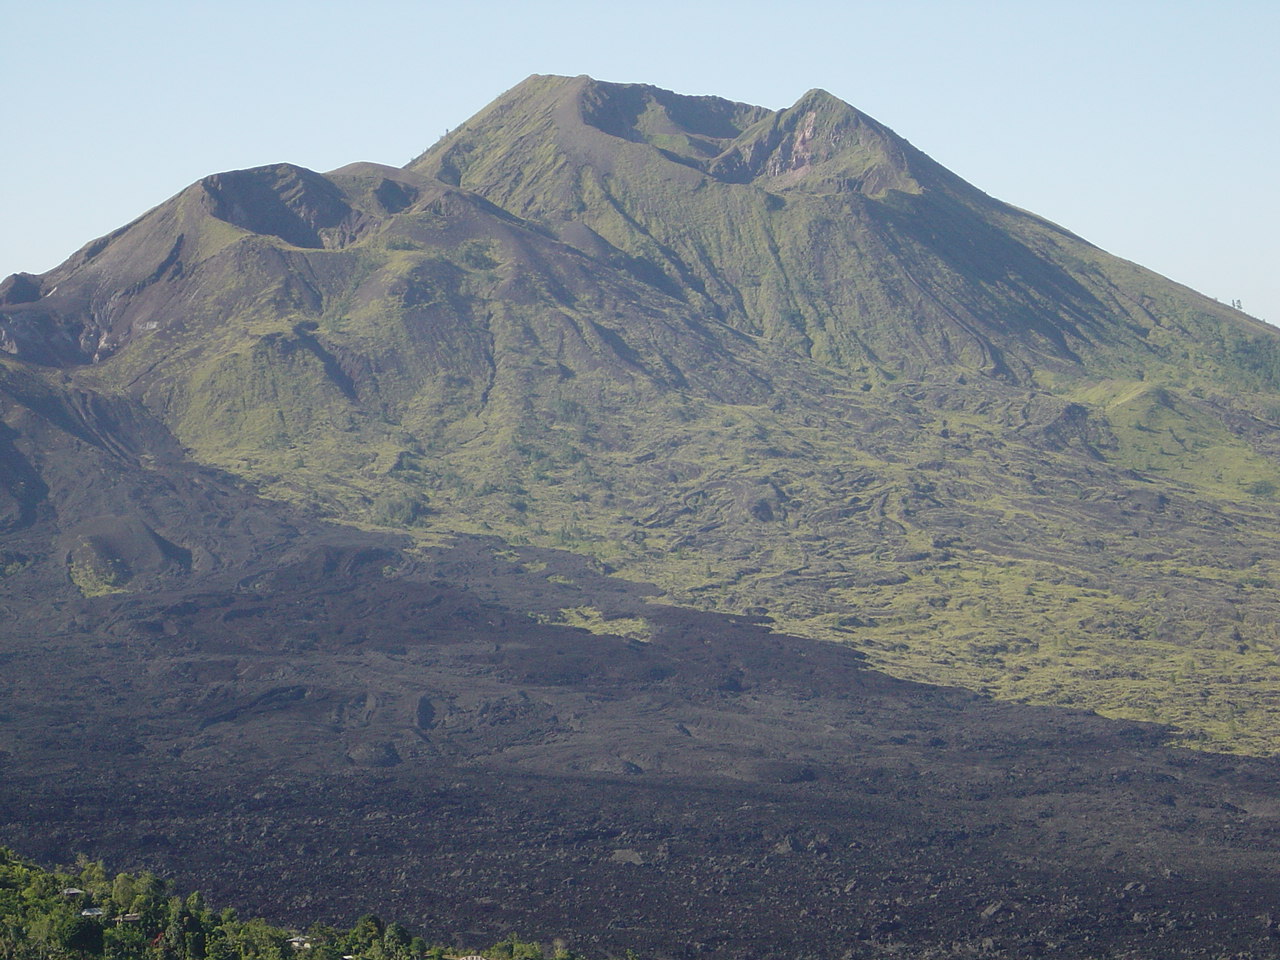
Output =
[{"x1": 3, "y1": 0, "x2": 1277, "y2": 323}]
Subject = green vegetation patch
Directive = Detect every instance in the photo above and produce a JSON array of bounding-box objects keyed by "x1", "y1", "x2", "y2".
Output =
[
  {"x1": 68, "y1": 538, "x2": 129, "y2": 598},
  {"x1": 0, "y1": 848, "x2": 591, "y2": 960},
  {"x1": 539, "y1": 606, "x2": 653, "y2": 643}
]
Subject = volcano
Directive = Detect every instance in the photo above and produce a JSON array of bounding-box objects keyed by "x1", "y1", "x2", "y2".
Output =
[{"x1": 3, "y1": 76, "x2": 1280, "y2": 958}]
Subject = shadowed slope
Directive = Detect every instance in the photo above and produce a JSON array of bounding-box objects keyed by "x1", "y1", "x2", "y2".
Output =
[{"x1": 6, "y1": 522, "x2": 1280, "y2": 959}]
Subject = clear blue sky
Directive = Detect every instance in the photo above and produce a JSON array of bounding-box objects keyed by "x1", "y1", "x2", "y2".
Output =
[{"x1": 3, "y1": 0, "x2": 1277, "y2": 322}]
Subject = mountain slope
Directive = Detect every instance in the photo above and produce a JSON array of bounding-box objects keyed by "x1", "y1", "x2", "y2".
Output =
[
  {"x1": 408, "y1": 75, "x2": 1256, "y2": 384},
  {"x1": 4, "y1": 75, "x2": 1280, "y2": 754}
]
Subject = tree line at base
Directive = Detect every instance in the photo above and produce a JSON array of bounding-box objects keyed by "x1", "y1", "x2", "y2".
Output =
[{"x1": 0, "y1": 848, "x2": 585, "y2": 960}]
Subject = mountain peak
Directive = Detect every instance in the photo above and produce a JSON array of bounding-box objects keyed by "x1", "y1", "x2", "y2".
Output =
[
  {"x1": 793, "y1": 86, "x2": 843, "y2": 108},
  {"x1": 693, "y1": 85, "x2": 922, "y2": 193},
  {"x1": 409, "y1": 74, "x2": 773, "y2": 188},
  {"x1": 408, "y1": 74, "x2": 923, "y2": 199},
  {"x1": 197, "y1": 163, "x2": 355, "y2": 249}
]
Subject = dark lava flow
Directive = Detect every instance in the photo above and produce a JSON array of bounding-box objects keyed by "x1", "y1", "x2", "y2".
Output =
[{"x1": 4, "y1": 532, "x2": 1280, "y2": 959}]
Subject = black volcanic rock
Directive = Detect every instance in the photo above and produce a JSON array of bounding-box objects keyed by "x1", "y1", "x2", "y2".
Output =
[{"x1": 5, "y1": 527, "x2": 1280, "y2": 958}]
